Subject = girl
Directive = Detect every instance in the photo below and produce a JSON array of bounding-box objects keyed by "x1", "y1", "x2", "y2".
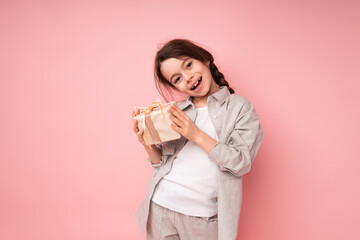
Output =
[{"x1": 132, "y1": 39, "x2": 263, "y2": 240}]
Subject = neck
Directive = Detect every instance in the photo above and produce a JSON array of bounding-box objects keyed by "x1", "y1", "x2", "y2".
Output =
[
  {"x1": 192, "y1": 84, "x2": 220, "y2": 108},
  {"x1": 193, "y1": 99, "x2": 207, "y2": 108}
]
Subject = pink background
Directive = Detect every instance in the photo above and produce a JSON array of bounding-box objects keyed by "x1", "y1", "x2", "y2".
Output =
[{"x1": 1, "y1": 0, "x2": 359, "y2": 239}]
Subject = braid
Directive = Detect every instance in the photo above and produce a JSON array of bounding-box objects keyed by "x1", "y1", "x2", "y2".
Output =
[{"x1": 209, "y1": 61, "x2": 235, "y2": 94}]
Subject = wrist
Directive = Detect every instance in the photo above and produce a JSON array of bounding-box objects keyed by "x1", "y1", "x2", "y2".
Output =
[
  {"x1": 144, "y1": 144, "x2": 156, "y2": 151},
  {"x1": 194, "y1": 130, "x2": 217, "y2": 154},
  {"x1": 144, "y1": 144, "x2": 162, "y2": 165},
  {"x1": 194, "y1": 130, "x2": 206, "y2": 145}
]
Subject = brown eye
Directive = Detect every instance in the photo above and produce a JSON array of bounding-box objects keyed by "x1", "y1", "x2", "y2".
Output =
[
  {"x1": 174, "y1": 76, "x2": 181, "y2": 84},
  {"x1": 186, "y1": 62, "x2": 192, "y2": 68}
]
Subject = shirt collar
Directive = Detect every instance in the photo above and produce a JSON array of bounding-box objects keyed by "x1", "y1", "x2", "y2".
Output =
[{"x1": 177, "y1": 86, "x2": 231, "y2": 110}]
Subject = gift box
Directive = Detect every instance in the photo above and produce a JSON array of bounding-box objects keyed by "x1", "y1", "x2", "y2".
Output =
[{"x1": 133, "y1": 100, "x2": 181, "y2": 147}]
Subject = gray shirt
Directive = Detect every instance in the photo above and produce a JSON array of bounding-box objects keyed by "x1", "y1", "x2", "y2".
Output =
[{"x1": 136, "y1": 86, "x2": 264, "y2": 240}]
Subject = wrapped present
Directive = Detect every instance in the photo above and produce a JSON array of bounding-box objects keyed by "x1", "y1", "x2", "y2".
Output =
[{"x1": 133, "y1": 100, "x2": 181, "y2": 148}]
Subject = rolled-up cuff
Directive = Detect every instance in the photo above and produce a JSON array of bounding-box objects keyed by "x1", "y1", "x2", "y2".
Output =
[
  {"x1": 208, "y1": 142, "x2": 223, "y2": 166},
  {"x1": 148, "y1": 157, "x2": 162, "y2": 168}
]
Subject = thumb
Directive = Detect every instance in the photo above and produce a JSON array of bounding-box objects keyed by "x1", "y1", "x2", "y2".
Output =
[{"x1": 137, "y1": 129, "x2": 144, "y2": 135}]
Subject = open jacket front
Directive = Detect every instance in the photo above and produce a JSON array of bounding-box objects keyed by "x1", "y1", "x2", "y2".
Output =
[{"x1": 136, "y1": 86, "x2": 264, "y2": 240}]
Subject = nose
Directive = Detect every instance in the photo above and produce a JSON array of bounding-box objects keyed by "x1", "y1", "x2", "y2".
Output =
[{"x1": 184, "y1": 71, "x2": 194, "y2": 82}]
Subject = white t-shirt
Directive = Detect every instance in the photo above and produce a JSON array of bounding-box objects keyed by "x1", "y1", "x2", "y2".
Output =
[{"x1": 152, "y1": 106, "x2": 219, "y2": 217}]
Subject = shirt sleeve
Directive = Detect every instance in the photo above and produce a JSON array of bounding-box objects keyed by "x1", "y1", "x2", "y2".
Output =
[{"x1": 208, "y1": 98, "x2": 264, "y2": 177}]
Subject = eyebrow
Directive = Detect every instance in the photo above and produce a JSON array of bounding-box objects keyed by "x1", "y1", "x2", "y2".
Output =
[{"x1": 170, "y1": 57, "x2": 191, "y2": 83}]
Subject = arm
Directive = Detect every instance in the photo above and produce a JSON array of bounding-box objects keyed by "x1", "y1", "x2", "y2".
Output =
[
  {"x1": 168, "y1": 104, "x2": 217, "y2": 153},
  {"x1": 167, "y1": 100, "x2": 263, "y2": 177},
  {"x1": 208, "y1": 99, "x2": 264, "y2": 177},
  {"x1": 145, "y1": 144, "x2": 162, "y2": 167},
  {"x1": 194, "y1": 131, "x2": 217, "y2": 154},
  {"x1": 133, "y1": 109, "x2": 163, "y2": 168}
]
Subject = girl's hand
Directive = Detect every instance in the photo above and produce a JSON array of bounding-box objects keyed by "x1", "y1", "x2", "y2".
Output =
[
  {"x1": 132, "y1": 109, "x2": 162, "y2": 164},
  {"x1": 132, "y1": 109, "x2": 155, "y2": 148},
  {"x1": 132, "y1": 117, "x2": 147, "y2": 146},
  {"x1": 132, "y1": 107, "x2": 140, "y2": 118},
  {"x1": 168, "y1": 104, "x2": 202, "y2": 143}
]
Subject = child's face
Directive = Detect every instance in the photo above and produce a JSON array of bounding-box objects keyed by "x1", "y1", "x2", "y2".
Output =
[{"x1": 160, "y1": 57, "x2": 218, "y2": 100}]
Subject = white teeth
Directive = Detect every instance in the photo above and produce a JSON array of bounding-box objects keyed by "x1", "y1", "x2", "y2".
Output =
[{"x1": 191, "y1": 78, "x2": 201, "y2": 90}]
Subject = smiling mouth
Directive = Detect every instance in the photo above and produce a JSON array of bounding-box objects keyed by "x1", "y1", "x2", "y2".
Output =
[{"x1": 191, "y1": 77, "x2": 202, "y2": 90}]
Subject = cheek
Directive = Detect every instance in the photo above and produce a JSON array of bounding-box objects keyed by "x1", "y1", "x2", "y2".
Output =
[
  {"x1": 172, "y1": 83, "x2": 183, "y2": 91},
  {"x1": 202, "y1": 67, "x2": 212, "y2": 78},
  {"x1": 178, "y1": 83, "x2": 187, "y2": 90},
  {"x1": 198, "y1": 65, "x2": 210, "y2": 74}
]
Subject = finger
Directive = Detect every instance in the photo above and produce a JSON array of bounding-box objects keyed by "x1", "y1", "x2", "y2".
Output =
[
  {"x1": 133, "y1": 118, "x2": 139, "y2": 132},
  {"x1": 132, "y1": 108, "x2": 140, "y2": 117},
  {"x1": 169, "y1": 104, "x2": 188, "y2": 123},
  {"x1": 137, "y1": 129, "x2": 146, "y2": 144},
  {"x1": 171, "y1": 104, "x2": 188, "y2": 120},
  {"x1": 168, "y1": 113, "x2": 183, "y2": 128},
  {"x1": 170, "y1": 123, "x2": 182, "y2": 135},
  {"x1": 137, "y1": 129, "x2": 144, "y2": 136}
]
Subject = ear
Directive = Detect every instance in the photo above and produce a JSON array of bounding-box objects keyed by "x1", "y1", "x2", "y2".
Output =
[{"x1": 206, "y1": 60, "x2": 210, "y2": 67}]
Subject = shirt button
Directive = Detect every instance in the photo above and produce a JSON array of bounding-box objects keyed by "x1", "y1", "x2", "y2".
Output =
[
  {"x1": 213, "y1": 115, "x2": 217, "y2": 119},
  {"x1": 229, "y1": 140, "x2": 233, "y2": 144}
]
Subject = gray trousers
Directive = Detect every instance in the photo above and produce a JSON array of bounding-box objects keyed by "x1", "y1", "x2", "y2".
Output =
[{"x1": 147, "y1": 201, "x2": 218, "y2": 240}]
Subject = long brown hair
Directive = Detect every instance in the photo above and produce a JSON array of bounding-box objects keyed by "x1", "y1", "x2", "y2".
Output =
[{"x1": 154, "y1": 39, "x2": 234, "y2": 101}]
